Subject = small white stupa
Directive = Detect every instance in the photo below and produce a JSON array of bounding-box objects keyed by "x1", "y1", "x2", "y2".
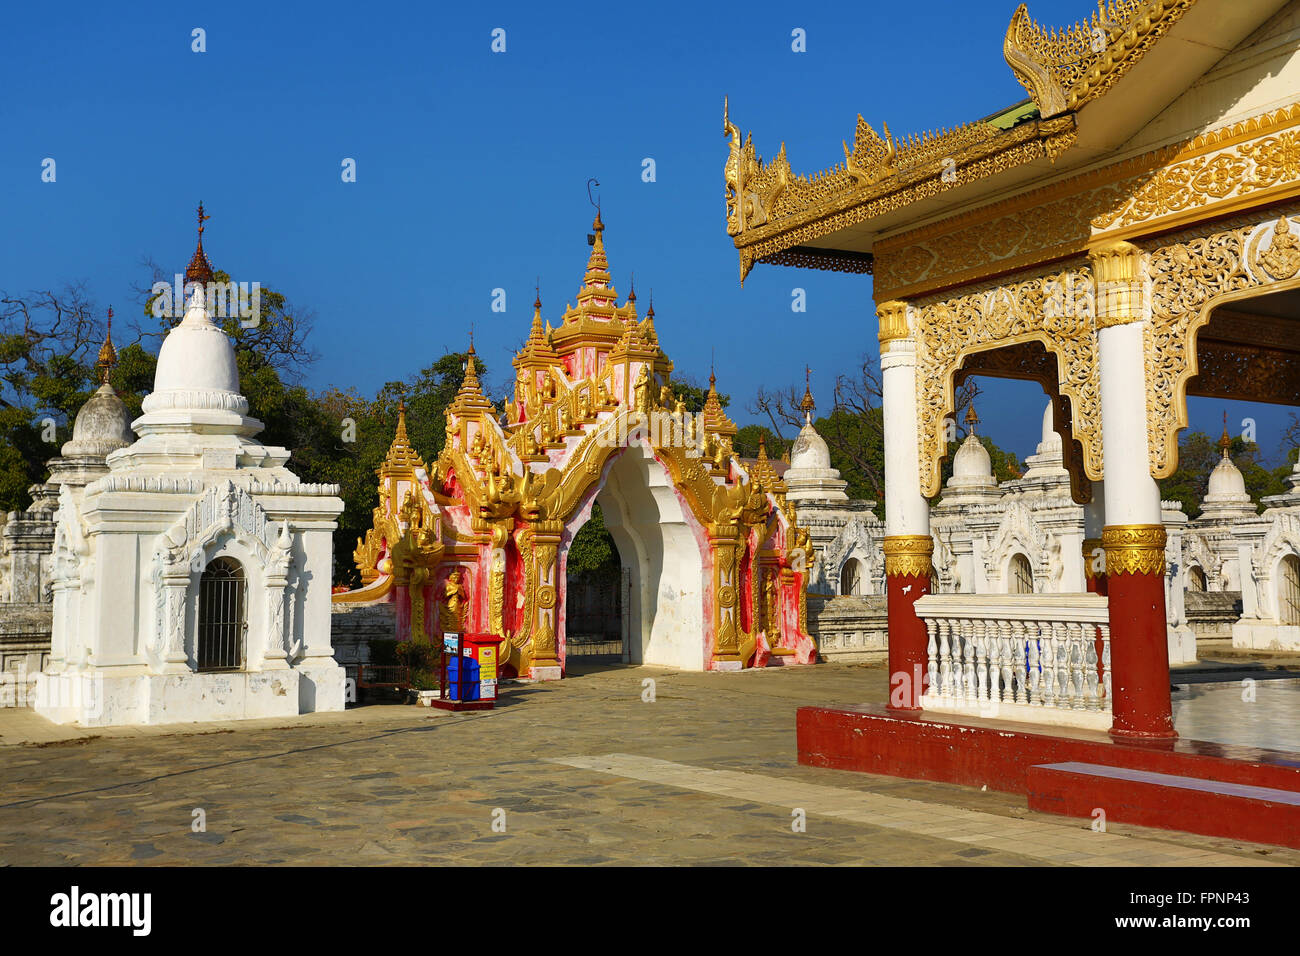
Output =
[
  {"x1": 36, "y1": 205, "x2": 346, "y2": 726},
  {"x1": 783, "y1": 369, "x2": 848, "y2": 503},
  {"x1": 1200, "y1": 419, "x2": 1255, "y2": 520},
  {"x1": 938, "y1": 405, "x2": 1000, "y2": 507}
]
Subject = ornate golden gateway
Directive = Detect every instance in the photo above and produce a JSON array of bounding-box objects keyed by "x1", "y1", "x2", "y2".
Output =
[{"x1": 337, "y1": 212, "x2": 817, "y2": 677}]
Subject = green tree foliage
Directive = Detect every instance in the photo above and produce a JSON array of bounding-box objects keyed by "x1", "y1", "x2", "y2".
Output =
[
  {"x1": 733, "y1": 424, "x2": 788, "y2": 460},
  {"x1": 1159, "y1": 430, "x2": 1288, "y2": 516},
  {"x1": 670, "y1": 379, "x2": 727, "y2": 414},
  {"x1": 566, "y1": 502, "x2": 619, "y2": 581}
]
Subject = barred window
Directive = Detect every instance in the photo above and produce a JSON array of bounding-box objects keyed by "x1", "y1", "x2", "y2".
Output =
[
  {"x1": 198, "y1": 557, "x2": 246, "y2": 671},
  {"x1": 840, "y1": 558, "x2": 863, "y2": 596},
  {"x1": 1188, "y1": 565, "x2": 1207, "y2": 591},
  {"x1": 1279, "y1": 554, "x2": 1300, "y2": 626}
]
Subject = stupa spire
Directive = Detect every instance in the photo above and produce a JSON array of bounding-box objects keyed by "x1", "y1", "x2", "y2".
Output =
[
  {"x1": 800, "y1": 365, "x2": 815, "y2": 424},
  {"x1": 1220, "y1": 411, "x2": 1231, "y2": 459},
  {"x1": 583, "y1": 209, "x2": 611, "y2": 288},
  {"x1": 965, "y1": 403, "x2": 980, "y2": 435},
  {"x1": 185, "y1": 201, "x2": 214, "y2": 287},
  {"x1": 96, "y1": 307, "x2": 118, "y2": 385},
  {"x1": 378, "y1": 399, "x2": 426, "y2": 477}
]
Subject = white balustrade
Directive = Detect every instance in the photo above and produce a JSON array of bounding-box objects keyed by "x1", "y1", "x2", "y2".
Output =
[{"x1": 914, "y1": 594, "x2": 1112, "y2": 730}]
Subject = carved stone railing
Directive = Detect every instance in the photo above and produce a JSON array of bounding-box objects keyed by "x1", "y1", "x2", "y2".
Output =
[{"x1": 914, "y1": 594, "x2": 1111, "y2": 731}]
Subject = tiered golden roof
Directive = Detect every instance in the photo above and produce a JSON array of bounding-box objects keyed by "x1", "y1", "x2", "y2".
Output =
[
  {"x1": 702, "y1": 370, "x2": 738, "y2": 437},
  {"x1": 448, "y1": 341, "x2": 497, "y2": 420},
  {"x1": 378, "y1": 402, "x2": 427, "y2": 478},
  {"x1": 185, "y1": 201, "x2": 214, "y2": 286},
  {"x1": 550, "y1": 212, "x2": 643, "y2": 356}
]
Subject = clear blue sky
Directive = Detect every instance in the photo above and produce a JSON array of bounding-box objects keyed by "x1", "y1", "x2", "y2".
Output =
[{"x1": 1, "y1": 0, "x2": 1291, "y2": 466}]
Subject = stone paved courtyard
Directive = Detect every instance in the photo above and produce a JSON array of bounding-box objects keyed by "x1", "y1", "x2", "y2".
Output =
[{"x1": 0, "y1": 661, "x2": 1297, "y2": 866}]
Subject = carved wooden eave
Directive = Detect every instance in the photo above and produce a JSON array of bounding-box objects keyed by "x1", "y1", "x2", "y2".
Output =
[{"x1": 723, "y1": 0, "x2": 1287, "y2": 284}]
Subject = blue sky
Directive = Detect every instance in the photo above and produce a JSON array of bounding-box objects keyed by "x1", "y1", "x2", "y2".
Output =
[{"x1": 1, "y1": 0, "x2": 1292, "y2": 465}]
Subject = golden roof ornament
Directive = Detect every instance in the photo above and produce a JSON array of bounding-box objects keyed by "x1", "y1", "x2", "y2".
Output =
[
  {"x1": 800, "y1": 365, "x2": 815, "y2": 424},
  {"x1": 185, "y1": 201, "x2": 214, "y2": 287},
  {"x1": 965, "y1": 404, "x2": 980, "y2": 434},
  {"x1": 378, "y1": 400, "x2": 426, "y2": 478},
  {"x1": 702, "y1": 366, "x2": 738, "y2": 437},
  {"x1": 96, "y1": 306, "x2": 118, "y2": 384},
  {"x1": 1219, "y1": 411, "x2": 1231, "y2": 459},
  {"x1": 449, "y1": 335, "x2": 496, "y2": 418}
]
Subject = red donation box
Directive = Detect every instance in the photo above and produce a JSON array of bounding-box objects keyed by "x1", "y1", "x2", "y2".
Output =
[{"x1": 433, "y1": 632, "x2": 499, "y2": 711}]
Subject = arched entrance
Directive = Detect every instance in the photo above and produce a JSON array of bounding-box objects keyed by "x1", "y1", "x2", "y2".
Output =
[{"x1": 565, "y1": 442, "x2": 706, "y2": 669}]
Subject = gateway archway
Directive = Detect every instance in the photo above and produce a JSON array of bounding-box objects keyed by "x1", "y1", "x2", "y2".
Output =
[
  {"x1": 337, "y1": 212, "x2": 816, "y2": 679},
  {"x1": 570, "y1": 442, "x2": 707, "y2": 670}
]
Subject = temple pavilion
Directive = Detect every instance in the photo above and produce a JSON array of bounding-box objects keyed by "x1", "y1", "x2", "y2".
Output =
[{"x1": 725, "y1": 0, "x2": 1300, "y2": 745}]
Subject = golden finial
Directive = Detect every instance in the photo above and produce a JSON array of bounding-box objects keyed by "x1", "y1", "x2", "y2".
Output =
[
  {"x1": 185, "y1": 200, "x2": 214, "y2": 286},
  {"x1": 800, "y1": 365, "x2": 815, "y2": 423},
  {"x1": 628, "y1": 274, "x2": 636, "y2": 303},
  {"x1": 758, "y1": 432, "x2": 769, "y2": 461},
  {"x1": 1220, "y1": 411, "x2": 1231, "y2": 458},
  {"x1": 965, "y1": 404, "x2": 980, "y2": 432},
  {"x1": 96, "y1": 306, "x2": 118, "y2": 384}
]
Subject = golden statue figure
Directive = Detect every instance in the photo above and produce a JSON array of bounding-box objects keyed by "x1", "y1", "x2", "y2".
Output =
[
  {"x1": 442, "y1": 568, "x2": 466, "y2": 632},
  {"x1": 1260, "y1": 216, "x2": 1300, "y2": 280}
]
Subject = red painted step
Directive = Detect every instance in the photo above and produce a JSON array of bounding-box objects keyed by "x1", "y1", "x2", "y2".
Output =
[{"x1": 1027, "y1": 761, "x2": 1300, "y2": 849}]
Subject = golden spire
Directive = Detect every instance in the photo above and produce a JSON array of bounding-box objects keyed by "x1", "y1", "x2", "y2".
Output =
[
  {"x1": 450, "y1": 334, "x2": 495, "y2": 417},
  {"x1": 1219, "y1": 411, "x2": 1231, "y2": 458},
  {"x1": 185, "y1": 201, "x2": 214, "y2": 286},
  {"x1": 757, "y1": 432, "x2": 769, "y2": 461},
  {"x1": 377, "y1": 400, "x2": 426, "y2": 478},
  {"x1": 702, "y1": 367, "x2": 738, "y2": 437},
  {"x1": 965, "y1": 404, "x2": 980, "y2": 434},
  {"x1": 583, "y1": 209, "x2": 611, "y2": 288},
  {"x1": 514, "y1": 284, "x2": 562, "y2": 369},
  {"x1": 96, "y1": 306, "x2": 118, "y2": 385},
  {"x1": 800, "y1": 365, "x2": 815, "y2": 423}
]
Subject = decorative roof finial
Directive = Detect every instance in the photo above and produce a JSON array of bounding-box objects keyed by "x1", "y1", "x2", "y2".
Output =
[
  {"x1": 185, "y1": 201, "x2": 214, "y2": 287},
  {"x1": 628, "y1": 273, "x2": 636, "y2": 304},
  {"x1": 1220, "y1": 411, "x2": 1231, "y2": 458},
  {"x1": 800, "y1": 365, "x2": 815, "y2": 423},
  {"x1": 965, "y1": 403, "x2": 980, "y2": 434},
  {"x1": 96, "y1": 306, "x2": 118, "y2": 385}
]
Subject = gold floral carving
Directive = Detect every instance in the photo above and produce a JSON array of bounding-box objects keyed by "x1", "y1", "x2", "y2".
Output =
[
  {"x1": 1145, "y1": 208, "x2": 1300, "y2": 479},
  {"x1": 1102, "y1": 524, "x2": 1167, "y2": 576},
  {"x1": 914, "y1": 266, "x2": 1102, "y2": 496},
  {"x1": 873, "y1": 105, "x2": 1300, "y2": 303},
  {"x1": 883, "y1": 535, "x2": 934, "y2": 578},
  {"x1": 1090, "y1": 240, "x2": 1145, "y2": 328}
]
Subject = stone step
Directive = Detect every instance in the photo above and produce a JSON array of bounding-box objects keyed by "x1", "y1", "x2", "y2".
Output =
[{"x1": 1027, "y1": 760, "x2": 1300, "y2": 849}]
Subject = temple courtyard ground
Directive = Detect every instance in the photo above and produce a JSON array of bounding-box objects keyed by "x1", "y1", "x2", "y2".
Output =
[{"x1": 0, "y1": 660, "x2": 1298, "y2": 866}]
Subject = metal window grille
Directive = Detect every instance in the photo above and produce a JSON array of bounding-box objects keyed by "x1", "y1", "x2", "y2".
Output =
[
  {"x1": 1009, "y1": 554, "x2": 1034, "y2": 594},
  {"x1": 198, "y1": 557, "x2": 246, "y2": 671},
  {"x1": 1188, "y1": 566, "x2": 1207, "y2": 592},
  {"x1": 1280, "y1": 555, "x2": 1300, "y2": 626}
]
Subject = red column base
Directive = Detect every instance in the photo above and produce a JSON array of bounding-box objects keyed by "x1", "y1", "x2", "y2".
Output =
[
  {"x1": 1107, "y1": 568, "x2": 1175, "y2": 740},
  {"x1": 886, "y1": 572, "x2": 931, "y2": 712}
]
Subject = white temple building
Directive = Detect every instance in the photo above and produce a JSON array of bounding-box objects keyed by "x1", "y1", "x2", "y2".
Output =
[
  {"x1": 35, "y1": 214, "x2": 346, "y2": 726},
  {"x1": 794, "y1": 398, "x2": 1198, "y2": 664}
]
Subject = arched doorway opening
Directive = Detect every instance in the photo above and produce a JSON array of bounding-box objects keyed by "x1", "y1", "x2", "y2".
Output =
[
  {"x1": 1008, "y1": 553, "x2": 1034, "y2": 594},
  {"x1": 840, "y1": 558, "x2": 863, "y2": 596},
  {"x1": 564, "y1": 441, "x2": 707, "y2": 671},
  {"x1": 198, "y1": 556, "x2": 246, "y2": 672}
]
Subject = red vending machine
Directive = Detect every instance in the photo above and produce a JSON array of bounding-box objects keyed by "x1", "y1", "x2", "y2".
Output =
[{"x1": 433, "y1": 633, "x2": 498, "y2": 711}]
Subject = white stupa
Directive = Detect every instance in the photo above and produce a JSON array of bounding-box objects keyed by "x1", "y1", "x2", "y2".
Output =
[
  {"x1": 1199, "y1": 425, "x2": 1254, "y2": 520},
  {"x1": 36, "y1": 207, "x2": 346, "y2": 726},
  {"x1": 783, "y1": 373, "x2": 848, "y2": 503},
  {"x1": 938, "y1": 406, "x2": 999, "y2": 506}
]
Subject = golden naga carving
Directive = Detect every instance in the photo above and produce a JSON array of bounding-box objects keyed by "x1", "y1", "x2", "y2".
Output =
[
  {"x1": 1102, "y1": 524, "x2": 1167, "y2": 576},
  {"x1": 882, "y1": 535, "x2": 935, "y2": 579},
  {"x1": 724, "y1": 96, "x2": 790, "y2": 239},
  {"x1": 1003, "y1": 1, "x2": 1194, "y2": 118}
]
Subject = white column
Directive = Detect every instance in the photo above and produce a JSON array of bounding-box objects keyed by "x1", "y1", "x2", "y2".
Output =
[
  {"x1": 1097, "y1": 323, "x2": 1162, "y2": 524},
  {"x1": 879, "y1": 302, "x2": 928, "y2": 540}
]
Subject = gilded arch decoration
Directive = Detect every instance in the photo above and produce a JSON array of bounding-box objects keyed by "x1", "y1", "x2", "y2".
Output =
[
  {"x1": 913, "y1": 265, "x2": 1102, "y2": 499},
  {"x1": 1145, "y1": 205, "x2": 1300, "y2": 480}
]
